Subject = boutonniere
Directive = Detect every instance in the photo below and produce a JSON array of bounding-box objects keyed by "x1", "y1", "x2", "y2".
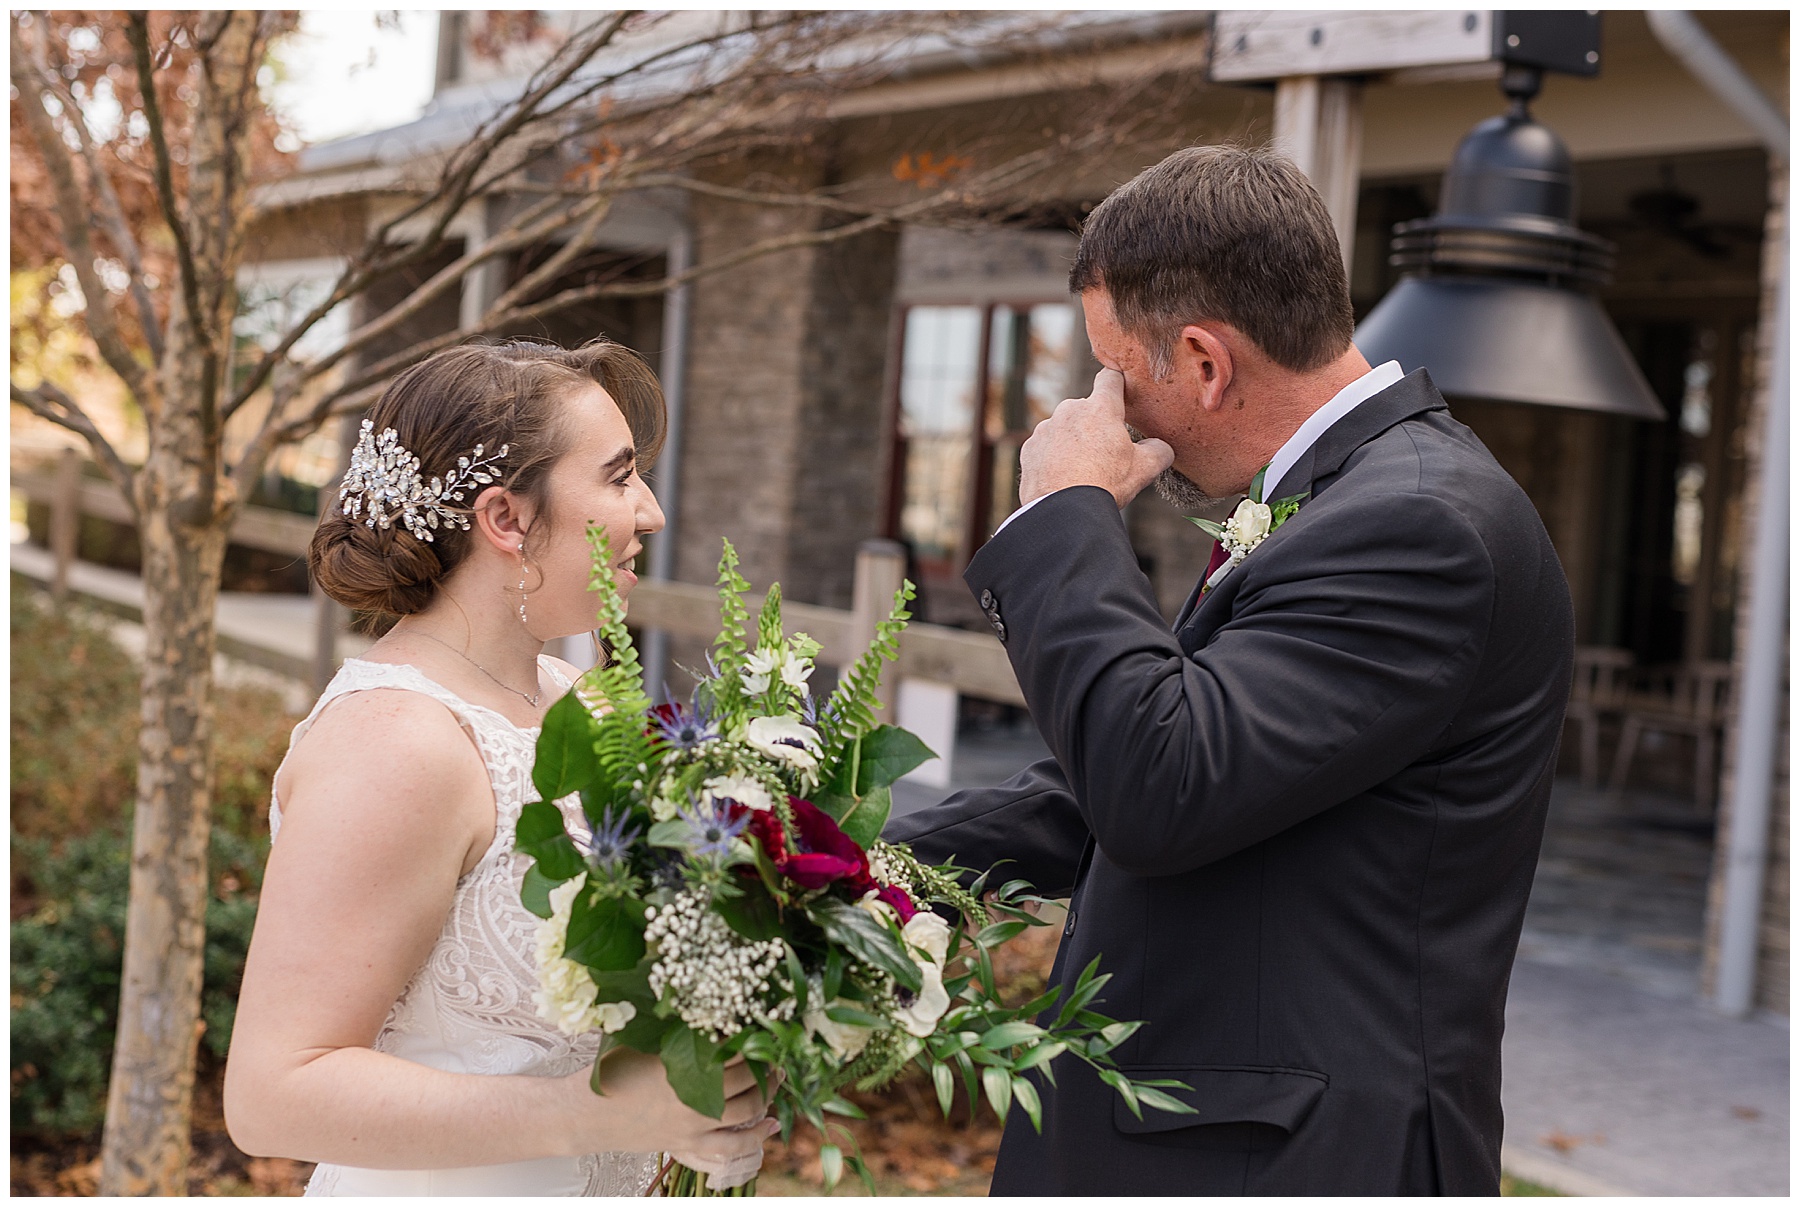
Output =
[{"x1": 1189, "y1": 464, "x2": 1308, "y2": 593}]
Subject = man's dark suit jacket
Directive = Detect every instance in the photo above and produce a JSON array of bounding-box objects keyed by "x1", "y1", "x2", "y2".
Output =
[{"x1": 885, "y1": 370, "x2": 1574, "y2": 1196}]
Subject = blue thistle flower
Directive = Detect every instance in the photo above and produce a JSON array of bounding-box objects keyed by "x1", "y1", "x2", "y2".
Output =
[
  {"x1": 583, "y1": 806, "x2": 641, "y2": 870},
  {"x1": 652, "y1": 695, "x2": 720, "y2": 750},
  {"x1": 676, "y1": 794, "x2": 749, "y2": 861}
]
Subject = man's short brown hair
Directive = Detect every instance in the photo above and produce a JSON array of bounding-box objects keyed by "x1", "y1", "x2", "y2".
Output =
[{"x1": 1069, "y1": 144, "x2": 1354, "y2": 374}]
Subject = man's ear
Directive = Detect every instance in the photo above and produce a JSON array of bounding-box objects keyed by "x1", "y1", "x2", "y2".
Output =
[
  {"x1": 1177, "y1": 323, "x2": 1234, "y2": 413},
  {"x1": 471, "y1": 484, "x2": 536, "y2": 555}
]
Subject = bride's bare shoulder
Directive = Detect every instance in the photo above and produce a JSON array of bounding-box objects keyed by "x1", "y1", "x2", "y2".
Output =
[{"x1": 280, "y1": 687, "x2": 487, "y2": 813}]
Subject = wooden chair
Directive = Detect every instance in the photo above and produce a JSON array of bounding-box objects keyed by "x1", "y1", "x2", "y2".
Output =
[
  {"x1": 1606, "y1": 660, "x2": 1735, "y2": 810},
  {"x1": 1565, "y1": 647, "x2": 1635, "y2": 789}
]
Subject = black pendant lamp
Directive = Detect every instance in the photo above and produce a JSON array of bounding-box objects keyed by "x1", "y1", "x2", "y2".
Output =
[{"x1": 1355, "y1": 64, "x2": 1665, "y2": 420}]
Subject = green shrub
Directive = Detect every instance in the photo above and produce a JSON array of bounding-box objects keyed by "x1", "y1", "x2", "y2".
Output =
[
  {"x1": 10, "y1": 577, "x2": 294, "y2": 846},
  {"x1": 10, "y1": 824, "x2": 266, "y2": 1140},
  {"x1": 9, "y1": 576, "x2": 296, "y2": 1140},
  {"x1": 10, "y1": 578, "x2": 141, "y2": 841}
]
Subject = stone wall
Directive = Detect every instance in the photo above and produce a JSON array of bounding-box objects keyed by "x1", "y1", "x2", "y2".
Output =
[{"x1": 673, "y1": 159, "x2": 899, "y2": 611}]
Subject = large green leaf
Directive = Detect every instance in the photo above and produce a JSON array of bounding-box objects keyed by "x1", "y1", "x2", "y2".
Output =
[
  {"x1": 815, "y1": 725, "x2": 934, "y2": 846},
  {"x1": 514, "y1": 800, "x2": 584, "y2": 881},
  {"x1": 822, "y1": 784, "x2": 891, "y2": 849},
  {"x1": 716, "y1": 881, "x2": 785, "y2": 942},
  {"x1": 533, "y1": 691, "x2": 600, "y2": 801},
  {"x1": 589, "y1": 957, "x2": 673, "y2": 1054},
  {"x1": 810, "y1": 898, "x2": 922, "y2": 992},
  {"x1": 850, "y1": 725, "x2": 936, "y2": 791},
  {"x1": 520, "y1": 862, "x2": 557, "y2": 918},
  {"x1": 563, "y1": 889, "x2": 648, "y2": 972},
  {"x1": 661, "y1": 1024, "x2": 726, "y2": 1119}
]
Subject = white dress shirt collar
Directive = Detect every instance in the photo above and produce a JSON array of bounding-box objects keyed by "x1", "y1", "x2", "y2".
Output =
[{"x1": 1261, "y1": 360, "x2": 1404, "y2": 502}]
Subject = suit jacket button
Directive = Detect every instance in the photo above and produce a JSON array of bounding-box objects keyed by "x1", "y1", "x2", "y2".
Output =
[
  {"x1": 991, "y1": 618, "x2": 1007, "y2": 642},
  {"x1": 979, "y1": 588, "x2": 995, "y2": 610}
]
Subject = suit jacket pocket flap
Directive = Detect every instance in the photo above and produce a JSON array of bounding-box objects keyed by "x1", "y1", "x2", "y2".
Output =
[{"x1": 1113, "y1": 1065, "x2": 1328, "y2": 1136}]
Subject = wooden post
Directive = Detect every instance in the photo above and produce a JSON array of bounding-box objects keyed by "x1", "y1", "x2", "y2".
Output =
[
  {"x1": 49, "y1": 445, "x2": 80, "y2": 601},
  {"x1": 1274, "y1": 74, "x2": 1363, "y2": 269},
  {"x1": 851, "y1": 538, "x2": 907, "y2": 714}
]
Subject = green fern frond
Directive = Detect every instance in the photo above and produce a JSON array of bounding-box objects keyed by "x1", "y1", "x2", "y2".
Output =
[
  {"x1": 594, "y1": 708, "x2": 656, "y2": 791},
  {"x1": 819, "y1": 580, "x2": 915, "y2": 767},
  {"x1": 581, "y1": 525, "x2": 650, "y2": 719},
  {"x1": 712, "y1": 540, "x2": 751, "y2": 700}
]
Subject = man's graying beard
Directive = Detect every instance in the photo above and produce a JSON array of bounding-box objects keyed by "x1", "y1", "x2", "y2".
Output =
[{"x1": 1126, "y1": 424, "x2": 1234, "y2": 510}]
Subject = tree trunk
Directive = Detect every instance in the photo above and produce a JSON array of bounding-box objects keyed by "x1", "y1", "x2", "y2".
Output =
[
  {"x1": 98, "y1": 493, "x2": 229, "y2": 1195},
  {"x1": 97, "y1": 14, "x2": 260, "y2": 1192}
]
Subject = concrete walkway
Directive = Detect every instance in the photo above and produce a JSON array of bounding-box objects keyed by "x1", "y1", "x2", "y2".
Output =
[
  {"x1": 11, "y1": 541, "x2": 370, "y2": 698},
  {"x1": 894, "y1": 723, "x2": 1790, "y2": 1197}
]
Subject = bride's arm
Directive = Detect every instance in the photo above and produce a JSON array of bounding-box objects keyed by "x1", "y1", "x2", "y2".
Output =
[{"x1": 223, "y1": 689, "x2": 765, "y2": 1170}]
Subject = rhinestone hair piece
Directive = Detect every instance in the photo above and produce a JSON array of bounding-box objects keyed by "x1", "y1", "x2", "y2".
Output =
[{"x1": 339, "y1": 418, "x2": 510, "y2": 543}]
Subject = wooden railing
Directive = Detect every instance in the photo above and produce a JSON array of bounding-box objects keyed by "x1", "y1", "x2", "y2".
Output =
[{"x1": 12, "y1": 457, "x2": 1026, "y2": 711}]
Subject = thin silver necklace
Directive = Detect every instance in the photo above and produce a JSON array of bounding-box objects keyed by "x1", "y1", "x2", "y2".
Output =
[{"x1": 409, "y1": 629, "x2": 543, "y2": 708}]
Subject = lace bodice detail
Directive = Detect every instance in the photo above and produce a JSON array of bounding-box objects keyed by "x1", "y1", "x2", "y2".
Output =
[{"x1": 269, "y1": 658, "x2": 659, "y2": 1196}]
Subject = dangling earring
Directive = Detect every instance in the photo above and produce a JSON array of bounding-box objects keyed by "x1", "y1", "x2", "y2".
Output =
[{"x1": 517, "y1": 542, "x2": 530, "y2": 627}]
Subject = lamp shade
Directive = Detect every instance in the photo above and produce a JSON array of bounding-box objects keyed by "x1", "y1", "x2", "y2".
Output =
[
  {"x1": 1354, "y1": 71, "x2": 1665, "y2": 421},
  {"x1": 1356, "y1": 276, "x2": 1664, "y2": 418}
]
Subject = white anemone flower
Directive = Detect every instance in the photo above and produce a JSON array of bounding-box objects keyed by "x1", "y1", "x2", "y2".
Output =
[
  {"x1": 894, "y1": 911, "x2": 954, "y2": 1038},
  {"x1": 703, "y1": 773, "x2": 774, "y2": 813},
  {"x1": 532, "y1": 876, "x2": 638, "y2": 1036},
  {"x1": 745, "y1": 715, "x2": 821, "y2": 774},
  {"x1": 804, "y1": 999, "x2": 874, "y2": 1062}
]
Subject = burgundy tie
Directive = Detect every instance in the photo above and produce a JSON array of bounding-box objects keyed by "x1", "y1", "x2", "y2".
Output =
[{"x1": 1203, "y1": 538, "x2": 1231, "y2": 584}]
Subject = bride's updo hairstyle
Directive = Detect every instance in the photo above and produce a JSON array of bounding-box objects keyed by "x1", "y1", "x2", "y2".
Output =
[{"x1": 311, "y1": 339, "x2": 666, "y2": 616}]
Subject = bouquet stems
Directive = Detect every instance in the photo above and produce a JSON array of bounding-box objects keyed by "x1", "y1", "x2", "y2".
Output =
[{"x1": 650, "y1": 1157, "x2": 757, "y2": 1198}]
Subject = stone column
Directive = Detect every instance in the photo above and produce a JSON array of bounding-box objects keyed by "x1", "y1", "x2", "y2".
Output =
[{"x1": 667, "y1": 158, "x2": 900, "y2": 690}]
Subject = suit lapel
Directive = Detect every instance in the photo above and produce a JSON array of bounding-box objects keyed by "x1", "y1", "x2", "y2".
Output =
[
  {"x1": 1269, "y1": 368, "x2": 1447, "y2": 501},
  {"x1": 1173, "y1": 369, "x2": 1450, "y2": 644}
]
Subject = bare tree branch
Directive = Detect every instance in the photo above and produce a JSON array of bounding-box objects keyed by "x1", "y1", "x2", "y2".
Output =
[
  {"x1": 126, "y1": 14, "x2": 204, "y2": 362},
  {"x1": 10, "y1": 380, "x2": 140, "y2": 508},
  {"x1": 24, "y1": 25, "x2": 166, "y2": 364},
  {"x1": 222, "y1": 13, "x2": 640, "y2": 415},
  {"x1": 10, "y1": 20, "x2": 153, "y2": 402},
  {"x1": 226, "y1": 187, "x2": 604, "y2": 421},
  {"x1": 229, "y1": 13, "x2": 810, "y2": 421}
]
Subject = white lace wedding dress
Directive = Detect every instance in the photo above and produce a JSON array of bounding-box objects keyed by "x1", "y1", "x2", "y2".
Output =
[{"x1": 268, "y1": 657, "x2": 661, "y2": 1196}]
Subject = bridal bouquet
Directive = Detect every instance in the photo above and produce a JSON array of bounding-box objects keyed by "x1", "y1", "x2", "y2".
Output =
[{"x1": 517, "y1": 530, "x2": 1191, "y2": 1195}]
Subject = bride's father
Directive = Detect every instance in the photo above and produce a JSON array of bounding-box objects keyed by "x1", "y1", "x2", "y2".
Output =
[{"x1": 885, "y1": 145, "x2": 1574, "y2": 1195}]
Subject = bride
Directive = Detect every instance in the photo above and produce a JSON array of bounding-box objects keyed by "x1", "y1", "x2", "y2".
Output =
[{"x1": 224, "y1": 340, "x2": 774, "y2": 1195}]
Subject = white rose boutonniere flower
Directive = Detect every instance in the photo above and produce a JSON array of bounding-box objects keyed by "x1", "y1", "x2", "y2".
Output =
[{"x1": 1189, "y1": 463, "x2": 1308, "y2": 593}]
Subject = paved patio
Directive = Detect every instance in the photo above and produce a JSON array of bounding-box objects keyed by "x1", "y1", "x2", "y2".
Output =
[{"x1": 895, "y1": 723, "x2": 1789, "y2": 1197}]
